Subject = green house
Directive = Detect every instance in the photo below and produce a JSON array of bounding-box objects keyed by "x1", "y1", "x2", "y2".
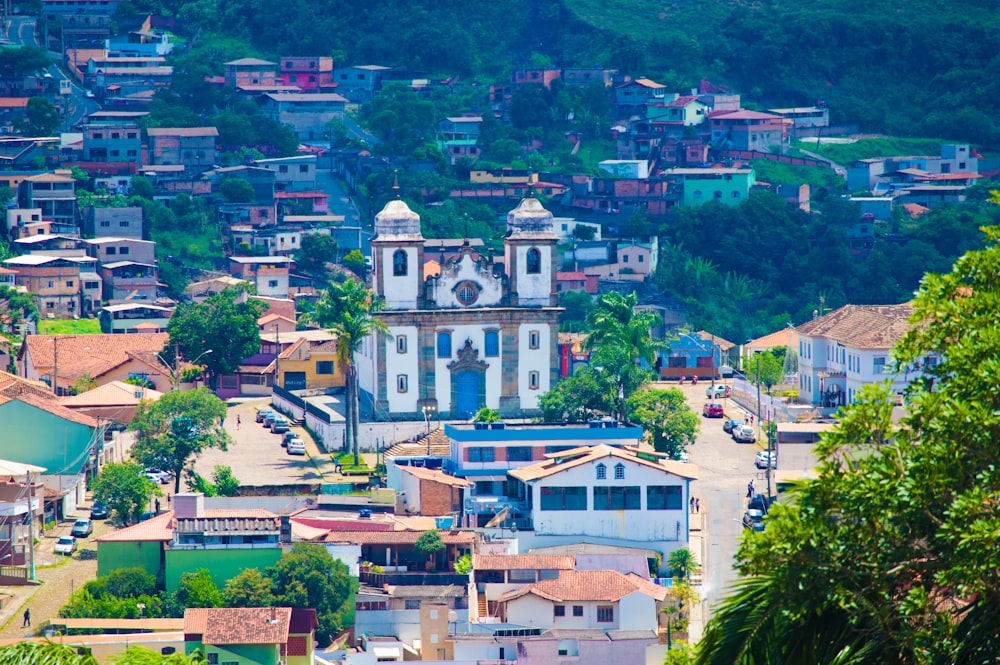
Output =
[
  {"x1": 0, "y1": 393, "x2": 98, "y2": 516},
  {"x1": 663, "y1": 167, "x2": 756, "y2": 207},
  {"x1": 184, "y1": 607, "x2": 317, "y2": 665},
  {"x1": 96, "y1": 493, "x2": 284, "y2": 590}
]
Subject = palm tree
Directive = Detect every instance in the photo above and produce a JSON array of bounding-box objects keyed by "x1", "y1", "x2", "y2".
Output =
[
  {"x1": 0, "y1": 642, "x2": 98, "y2": 665},
  {"x1": 584, "y1": 291, "x2": 666, "y2": 421},
  {"x1": 314, "y1": 279, "x2": 388, "y2": 467}
]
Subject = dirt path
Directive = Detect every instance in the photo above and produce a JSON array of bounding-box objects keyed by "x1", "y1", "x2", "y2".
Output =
[{"x1": 0, "y1": 553, "x2": 97, "y2": 639}]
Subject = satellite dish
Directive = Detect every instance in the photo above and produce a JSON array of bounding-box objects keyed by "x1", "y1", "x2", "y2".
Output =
[{"x1": 448, "y1": 611, "x2": 458, "y2": 623}]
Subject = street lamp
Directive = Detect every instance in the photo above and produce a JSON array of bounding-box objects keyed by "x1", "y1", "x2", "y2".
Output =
[
  {"x1": 158, "y1": 347, "x2": 213, "y2": 391},
  {"x1": 422, "y1": 405, "x2": 436, "y2": 454}
]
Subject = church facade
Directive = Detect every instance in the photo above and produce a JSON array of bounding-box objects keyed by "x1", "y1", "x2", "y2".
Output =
[{"x1": 358, "y1": 197, "x2": 562, "y2": 420}]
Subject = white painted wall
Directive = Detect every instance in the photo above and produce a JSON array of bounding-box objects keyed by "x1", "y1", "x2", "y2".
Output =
[
  {"x1": 433, "y1": 256, "x2": 504, "y2": 308},
  {"x1": 322, "y1": 543, "x2": 362, "y2": 576},
  {"x1": 380, "y1": 246, "x2": 420, "y2": 309},
  {"x1": 527, "y1": 456, "x2": 688, "y2": 543},
  {"x1": 385, "y1": 325, "x2": 419, "y2": 413},
  {"x1": 513, "y1": 244, "x2": 553, "y2": 306},
  {"x1": 518, "y1": 322, "x2": 552, "y2": 410},
  {"x1": 255, "y1": 272, "x2": 289, "y2": 298},
  {"x1": 618, "y1": 591, "x2": 657, "y2": 632}
]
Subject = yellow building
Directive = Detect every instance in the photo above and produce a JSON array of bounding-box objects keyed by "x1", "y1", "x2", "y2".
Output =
[{"x1": 276, "y1": 337, "x2": 345, "y2": 391}]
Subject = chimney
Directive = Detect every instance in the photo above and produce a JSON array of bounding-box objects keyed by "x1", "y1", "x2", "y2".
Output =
[{"x1": 173, "y1": 492, "x2": 204, "y2": 518}]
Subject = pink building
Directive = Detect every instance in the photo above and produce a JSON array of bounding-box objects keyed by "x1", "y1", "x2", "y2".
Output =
[{"x1": 279, "y1": 56, "x2": 334, "y2": 92}]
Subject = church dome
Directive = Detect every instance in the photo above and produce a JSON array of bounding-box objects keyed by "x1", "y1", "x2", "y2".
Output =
[
  {"x1": 375, "y1": 199, "x2": 423, "y2": 238},
  {"x1": 506, "y1": 197, "x2": 556, "y2": 238}
]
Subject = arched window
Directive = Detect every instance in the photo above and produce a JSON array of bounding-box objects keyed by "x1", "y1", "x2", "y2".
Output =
[
  {"x1": 614, "y1": 463, "x2": 625, "y2": 480},
  {"x1": 526, "y1": 247, "x2": 541, "y2": 274},
  {"x1": 393, "y1": 249, "x2": 407, "y2": 276},
  {"x1": 596, "y1": 463, "x2": 606, "y2": 480}
]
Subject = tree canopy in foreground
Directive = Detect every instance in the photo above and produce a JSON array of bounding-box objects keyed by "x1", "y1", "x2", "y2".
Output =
[{"x1": 696, "y1": 225, "x2": 1000, "y2": 664}]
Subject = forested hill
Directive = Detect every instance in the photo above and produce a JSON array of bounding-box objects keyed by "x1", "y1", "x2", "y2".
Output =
[{"x1": 129, "y1": 0, "x2": 1000, "y2": 146}]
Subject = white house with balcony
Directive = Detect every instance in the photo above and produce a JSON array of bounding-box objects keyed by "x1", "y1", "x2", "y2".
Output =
[
  {"x1": 795, "y1": 303, "x2": 938, "y2": 408},
  {"x1": 506, "y1": 445, "x2": 697, "y2": 560}
]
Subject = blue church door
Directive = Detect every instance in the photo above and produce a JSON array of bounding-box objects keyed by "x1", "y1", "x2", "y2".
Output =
[{"x1": 454, "y1": 371, "x2": 480, "y2": 419}]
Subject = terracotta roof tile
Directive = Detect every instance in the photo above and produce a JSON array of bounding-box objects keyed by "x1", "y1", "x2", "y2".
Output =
[
  {"x1": 0, "y1": 392, "x2": 97, "y2": 427},
  {"x1": 473, "y1": 554, "x2": 575, "y2": 571},
  {"x1": 23, "y1": 333, "x2": 169, "y2": 382},
  {"x1": 95, "y1": 510, "x2": 174, "y2": 542},
  {"x1": 795, "y1": 303, "x2": 915, "y2": 349},
  {"x1": 0, "y1": 370, "x2": 52, "y2": 399},
  {"x1": 385, "y1": 428, "x2": 451, "y2": 458},
  {"x1": 318, "y1": 529, "x2": 477, "y2": 545},
  {"x1": 509, "y1": 444, "x2": 698, "y2": 483},
  {"x1": 500, "y1": 570, "x2": 667, "y2": 603},
  {"x1": 188, "y1": 607, "x2": 291, "y2": 645},
  {"x1": 397, "y1": 465, "x2": 472, "y2": 488},
  {"x1": 694, "y1": 330, "x2": 736, "y2": 351},
  {"x1": 746, "y1": 327, "x2": 798, "y2": 352},
  {"x1": 60, "y1": 380, "x2": 163, "y2": 407},
  {"x1": 147, "y1": 127, "x2": 219, "y2": 137}
]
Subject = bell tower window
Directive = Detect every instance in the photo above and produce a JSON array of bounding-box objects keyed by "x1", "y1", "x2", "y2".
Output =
[
  {"x1": 526, "y1": 247, "x2": 541, "y2": 274},
  {"x1": 393, "y1": 249, "x2": 408, "y2": 276}
]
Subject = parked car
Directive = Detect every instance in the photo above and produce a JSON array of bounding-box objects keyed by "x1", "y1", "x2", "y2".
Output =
[
  {"x1": 144, "y1": 469, "x2": 171, "y2": 484},
  {"x1": 672, "y1": 450, "x2": 690, "y2": 463},
  {"x1": 256, "y1": 409, "x2": 276, "y2": 423},
  {"x1": 263, "y1": 413, "x2": 281, "y2": 428},
  {"x1": 706, "y1": 384, "x2": 731, "y2": 399},
  {"x1": 281, "y1": 431, "x2": 297, "y2": 447},
  {"x1": 359, "y1": 507, "x2": 372, "y2": 519},
  {"x1": 271, "y1": 418, "x2": 290, "y2": 434},
  {"x1": 748, "y1": 493, "x2": 772, "y2": 513},
  {"x1": 90, "y1": 502, "x2": 110, "y2": 520},
  {"x1": 54, "y1": 536, "x2": 76, "y2": 555},
  {"x1": 286, "y1": 438, "x2": 306, "y2": 455},
  {"x1": 755, "y1": 450, "x2": 777, "y2": 469},
  {"x1": 742, "y1": 508, "x2": 766, "y2": 532},
  {"x1": 71, "y1": 519, "x2": 93, "y2": 538},
  {"x1": 733, "y1": 425, "x2": 756, "y2": 443},
  {"x1": 722, "y1": 418, "x2": 742, "y2": 433},
  {"x1": 702, "y1": 402, "x2": 724, "y2": 418}
]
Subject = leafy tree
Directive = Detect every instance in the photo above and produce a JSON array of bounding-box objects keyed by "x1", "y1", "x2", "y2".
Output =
[
  {"x1": 0, "y1": 642, "x2": 98, "y2": 665},
  {"x1": 130, "y1": 176, "x2": 154, "y2": 200},
  {"x1": 313, "y1": 280, "x2": 388, "y2": 466},
  {"x1": 538, "y1": 366, "x2": 613, "y2": 422},
  {"x1": 267, "y1": 543, "x2": 354, "y2": 647},
  {"x1": 296, "y1": 233, "x2": 337, "y2": 278},
  {"x1": 626, "y1": 387, "x2": 700, "y2": 459},
  {"x1": 165, "y1": 287, "x2": 267, "y2": 390},
  {"x1": 473, "y1": 408, "x2": 502, "y2": 423},
  {"x1": 666, "y1": 547, "x2": 699, "y2": 580},
  {"x1": 129, "y1": 389, "x2": 230, "y2": 493},
  {"x1": 744, "y1": 351, "x2": 784, "y2": 395},
  {"x1": 223, "y1": 568, "x2": 275, "y2": 608},
  {"x1": 696, "y1": 226, "x2": 1000, "y2": 664},
  {"x1": 185, "y1": 464, "x2": 240, "y2": 497},
  {"x1": 219, "y1": 177, "x2": 255, "y2": 203},
  {"x1": 20, "y1": 96, "x2": 60, "y2": 136},
  {"x1": 414, "y1": 529, "x2": 446, "y2": 569},
  {"x1": 89, "y1": 567, "x2": 157, "y2": 600},
  {"x1": 625, "y1": 210, "x2": 651, "y2": 238},
  {"x1": 0, "y1": 284, "x2": 39, "y2": 328},
  {"x1": 90, "y1": 462, "x2": 158, "y2": 525},
  {"x1": 453, "y1": 553, "x2": 472, "y2": 574},
  {"x1": 0, "y1": 46, "x2": 52, "y2": 80},
  {"x1": 558, "y1": 289, "x2": 594, "y2": 332},
  {"x1": 341, "y1": 249, "x2": 366, "y2": 277},
  {"x1": 585, "y1": 291, "x2": 666, "y2": 421},
  {"x1": 173, "y1": 569, "x2": 223, "y2": 609},
  {"x1": 110, "y1": 647, "x2": 206, "y2": 665},
  {"x1": 572, "y1": 224, "x2": 596, "y2": 241}
]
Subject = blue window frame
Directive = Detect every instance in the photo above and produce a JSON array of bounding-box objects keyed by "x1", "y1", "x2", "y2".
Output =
[
  {"x1": 437, "y1": 332, "x2": 452, "y2": 358},
  {"x1": 484, "y1": 330, "x2": 499, "y2": 357}
]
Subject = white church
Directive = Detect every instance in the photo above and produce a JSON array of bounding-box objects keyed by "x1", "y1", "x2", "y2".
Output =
[{"x1": 357, "y1": 197, "x2": 562, "y2": 420}]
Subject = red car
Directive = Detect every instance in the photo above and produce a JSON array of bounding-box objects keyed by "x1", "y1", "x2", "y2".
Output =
[{"x1": 702, "y1": 402, "x2": 724, "y2": 418}]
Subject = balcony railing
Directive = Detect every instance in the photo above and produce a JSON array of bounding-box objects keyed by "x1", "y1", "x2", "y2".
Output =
[{"x1": 359, "y1": 570, "x2": 468, "y2": 587}]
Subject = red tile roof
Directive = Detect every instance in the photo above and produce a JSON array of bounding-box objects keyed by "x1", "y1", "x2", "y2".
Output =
[
  {"x1": 95, "y1": 510, "x2": 174, "y2": 542},
  {"x1": 147, "y1": 127, "x2": 219, "y2": 137},
  {"x1": 318, "y1": 529, "x2": 477, "y2": 545},
  {"x1": 0, "y1": 392, "x2": 97, "y2": 427},
  {"x1": 23, "y1": 333, "x2": 170, "y2": 383},
  {"x1": 473, "y1": 554, "x2": 575, "y2": 571},
  {"x1": 185, "y1": 607, "x2": 292, "y2": 645},
  {"x1": 397, "y1": 465, "x2": 472, "y2": 488},
  {"x1": 500, "y1": 570, "x2": 667, "y2": 603},
  {"x1": 795, "y1": 303, "x2": 915, "y2": 349}
]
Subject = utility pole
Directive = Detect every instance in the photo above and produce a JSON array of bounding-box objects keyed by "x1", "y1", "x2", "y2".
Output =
[
  {"x1": 52, "y1": 335, "x2": 58, "y2": 395},
  {"x1": 26, "y1": 470, "x2": 35, "y2": 581},
  {"x1": 273, "y1": 324, "x2": 280, "y2": 389}
]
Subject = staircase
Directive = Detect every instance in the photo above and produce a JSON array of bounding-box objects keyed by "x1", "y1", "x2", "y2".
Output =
[{"x1": 477, "y1": 594, "x2": 488, "y2": 620}]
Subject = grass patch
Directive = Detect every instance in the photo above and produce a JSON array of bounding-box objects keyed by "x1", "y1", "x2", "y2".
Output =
[
  {"x1": 38, "y1": 319, "x2": 101, "y2": 335},
  {"x1": 336, "y1": 452, "x2": 370, "y2": 471},
  {"x1": 751, "y1": 159, "x2": 844, "y2": 190},
  {"x1": 576, "y1": 139, "x2": 616, "y2": 170},
  {"x1": 791, "y1": 137, "x2": 945, "y2": 165}
]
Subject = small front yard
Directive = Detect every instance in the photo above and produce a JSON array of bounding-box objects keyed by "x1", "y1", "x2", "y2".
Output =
[{"x1": 38, "y1": 319, "x2": 101, "y2": 335}]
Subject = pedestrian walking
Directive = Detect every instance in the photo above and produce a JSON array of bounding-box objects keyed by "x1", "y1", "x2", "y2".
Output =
[
  {"x1": 689, "y1": 497, "x2": 695, "y2": 512},
  {"x1": 744, "y1": 413, "x2": 749, "y2": 424},
  {"x1": 22, "y1": 608, "x2": 30, "y2": 627},
  {"x1": 747, "y1": 479, "x2": 755, "y2": 498},
  {"x1": 155, "y1": 499, "x2": 161, "y2": 514},
  {"x1": 236, "y1": 415, "x2": 241, "y2": 430},
  {"x1": 695, "y1": 498, "x2": 700, "y2": 513}
]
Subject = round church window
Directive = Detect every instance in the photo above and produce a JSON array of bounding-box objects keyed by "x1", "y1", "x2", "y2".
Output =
[{"x1": 457, "y1": 282, "x2": 479, "y2": 306}]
